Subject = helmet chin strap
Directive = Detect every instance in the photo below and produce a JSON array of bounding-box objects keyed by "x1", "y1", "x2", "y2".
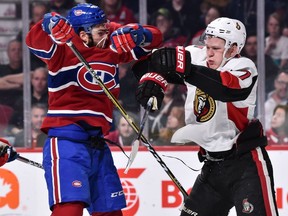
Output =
[
  {"x1": 219, "y1": 45, "x2": 236, "y2": 68},
  {"x1": 84, "y1": 33, "x2": 108, "y2": 48},
  {"x1": 96, "y1": 34, "x2": 108, "y2": 48}
]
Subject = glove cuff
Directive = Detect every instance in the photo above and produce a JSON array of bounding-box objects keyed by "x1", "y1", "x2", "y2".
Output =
[
  {"x1": 139, "y1": 72, "x2": 168, "y2": 91},
  {"x1": 175, "y1": 46, "x2": 191, "y2": 77}
]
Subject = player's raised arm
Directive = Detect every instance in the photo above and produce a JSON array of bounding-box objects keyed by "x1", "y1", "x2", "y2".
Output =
[{"x1": 110, "y1": 23, "x2": 162, "y2": 60}]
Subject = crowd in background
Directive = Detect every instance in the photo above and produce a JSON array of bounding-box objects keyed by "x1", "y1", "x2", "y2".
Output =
[{"x1": 1, "y1": 0, "x2": 288, "y2": 147}]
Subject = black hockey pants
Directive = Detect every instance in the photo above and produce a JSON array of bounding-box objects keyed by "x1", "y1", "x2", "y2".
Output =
[{"x1": 180, "y1": 147, "x2": 279, "y2": 216}]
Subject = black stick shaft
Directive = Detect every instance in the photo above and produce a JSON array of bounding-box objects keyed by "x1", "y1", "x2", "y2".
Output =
[
  {"x1": 17, "y1": 155, "x2": 43, "y2": 169},
  {"x1": 66, "y1": 41, "x2": 188, "y2": 199}
]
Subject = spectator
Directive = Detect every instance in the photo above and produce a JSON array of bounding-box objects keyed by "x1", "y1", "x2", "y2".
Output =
[
  {"x1": 264, "y1": 70, "x2": 288, "y2": 130},
  {"x1": 162, "y1": 0, "x2": 202, "y2": 39},
  {"x1": 0, "y1": 73, "x2": 23, "y2": 91},
  {"x1": 14, "y1": 103, "x2": 47, "y2": 148},
  {"x1": 225, "y1": 0, "x2": 275, "y2": 33},
  {"x1": 150, "y1": 8, "x2": 187, "y2": 47},
  {"x1": 266, "y1": 104, "x2": 288, "y2": 145},
  {"x1": 282, "y1": 24, "x2": 288, "y2": 37},
  {"x1": 99, "y1": 0, "x2": 137, "y2": 25},
  {"x1": 105, "y1": 111, "x2": 139, "y2": 146},
  {"x1": 190, "y1": 5, "x2": 222, "y2": 45},
  {"x1": 31, "y1": 67, "x2": 48, "y2": 105},
  {"x1": 265, "y1": 12, "x2": 288, "y2": 69},
  {"x1": 242, "y1": 31, "x2": 279, "y2": 94},
  {"x1": 50, "y1": 0, "x2": 76, "y2": 17},
  {"x1": 9, "y1": 67, "x2": 49, "y2": 135},
  {"x1": 0, "y1": 104, "x2": 14, "y2": 137},
  {"x1": 17, "y1": 2, "x2": 48, "y2": 70},
  {"x1": 149, "y1": 83, "x2": 185, "y2": 141},
  {"x1": 29, "y1": 2, "x2": 50, "y2": 29},
  {"x1": 0, "y1": 39, "x2": 23, "y2": 108},
  {"x1": 120, "y1": 0, "x2": 167, "y2": 18},
  {"x1": 203, "y1": 0, "x2": 230, "y2": 8},
  {"x1": 30, "y1": 2, "x2": 49, "y2": 69},
  {"x1": 154, "y1": 106, "x2": 185, "y2": 146},
  {"x1": 0, "y1": 39, "x2": 24, "y2": 135},
  {"x1": 118, "y1": 62, "x2": 139, "y2": 113}
]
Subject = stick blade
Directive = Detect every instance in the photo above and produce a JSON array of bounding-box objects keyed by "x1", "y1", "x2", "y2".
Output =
[{"x1": 124, "y1": 139, "x2": 140, "y2": 174}]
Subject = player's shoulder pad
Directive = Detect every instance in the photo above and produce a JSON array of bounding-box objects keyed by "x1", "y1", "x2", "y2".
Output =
[
  {"x1": 185, "y1": 45, "x2": 207, "y2": 65},
  {"x1": 226, "y1": 56, "x2": 258, "y2": 76}
]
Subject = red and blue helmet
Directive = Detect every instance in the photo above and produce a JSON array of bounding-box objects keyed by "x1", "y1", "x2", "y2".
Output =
[{"x1": 67, "y1": 3, "x2": 107, "y2": 34}]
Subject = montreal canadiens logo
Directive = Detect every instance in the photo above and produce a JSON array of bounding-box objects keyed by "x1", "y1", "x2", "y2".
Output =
[
  {"x1": 72, "y1": 180, "x2": 82, "y2": 187},
  {"x1": 74, "y1": 9, "x2": 84, "y2": 16},
  {"x1": 77, "y1": 62, "x2": 118, "y2": 93},
  {"x1": 194, "y1": 88, "x2": 216, "y2": 122}
]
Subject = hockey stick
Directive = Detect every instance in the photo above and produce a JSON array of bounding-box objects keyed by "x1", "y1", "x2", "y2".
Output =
[
  {"x1": 1, "y1": 139, "x2": 43, "y2": 169},
  {"x1": 66, "y1": 41, "x2": 189, "y2": 199},
  {"x1": 124, "y1": 97, "x2": 154, "y2": 174},
  {"x1": 16, "y1": 155, "x2": 43, "y2": 169}
]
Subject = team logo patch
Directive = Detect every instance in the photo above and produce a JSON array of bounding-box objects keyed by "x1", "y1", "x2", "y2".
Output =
[
  {"x1": 193, "y1": 88, "x2": 216, "y2": 122},
  {"x1": 74, "y1": 10, "x2": 84, "y2": 16},
  {"x1": 77, "y1": 62, "x2": 118, "y2": 93},
  {"x1": 242, "y1": 198, "x2": 254, "y2": 214},
  {"x1": 236, "y1": 22, "x2": 241, "y2": 30},
  {"x1": 72, "y1": 180, "x2": 82, "y2": 187}
]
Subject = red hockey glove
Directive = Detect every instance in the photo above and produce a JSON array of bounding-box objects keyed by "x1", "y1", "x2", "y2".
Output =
[
  {"x1": 0, "y1": 138, "x2": 18, "y2": 167},
  {"x1": 42, "y1": 13, "x2": 74, "y2": 45},
  {"x1": 150, "y1": 46, "x2": 192, "y2": 78},
  {"x1": 136, "y1": 72, "x2": 168, "y2": 111},
  {"x1": 110, "y1": 24, "x2": 145, "y2": 54}
]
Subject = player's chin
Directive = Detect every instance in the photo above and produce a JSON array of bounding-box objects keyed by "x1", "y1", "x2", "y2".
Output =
[{"x1": 208, "y1": 63, "x2": 218, "y2": 70}]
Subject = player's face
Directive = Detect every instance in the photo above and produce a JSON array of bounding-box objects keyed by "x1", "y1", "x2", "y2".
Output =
[
  {"x1": 90, "y1": 24, "x2": 109, "y2": 48},
  {"x1": 205, "y1": 36, "x2": 225, "y2": 69}
]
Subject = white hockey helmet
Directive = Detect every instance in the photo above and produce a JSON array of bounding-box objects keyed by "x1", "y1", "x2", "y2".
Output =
[{"x1": 205, "y1": 17, "x2": 246, "y2": 54}]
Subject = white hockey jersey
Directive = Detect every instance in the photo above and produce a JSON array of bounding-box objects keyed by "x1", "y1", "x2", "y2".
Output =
[{"x1": 171, "y1": 45, "x2": 258, "y2": 152}]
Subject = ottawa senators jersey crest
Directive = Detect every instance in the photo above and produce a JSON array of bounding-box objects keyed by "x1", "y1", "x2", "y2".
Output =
[{"x1": 193, "y1": 88, "x2": 216, "y2": 122}]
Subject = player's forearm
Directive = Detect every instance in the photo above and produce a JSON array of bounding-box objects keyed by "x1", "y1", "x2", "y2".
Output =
[
  {"x1": 26, "y1": 20, "x2": 56, "y2": 64},
  {"x1": 141, "y1": 25, "x2": 163, "y2": 49},
  {"x1": 186, "y1": 65, "x2": 257, "y2": 102}
]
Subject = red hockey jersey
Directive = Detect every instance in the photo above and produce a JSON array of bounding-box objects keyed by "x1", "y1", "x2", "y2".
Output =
[{"x1": 26, "y1": 21, "x2": 161, "y2": 134}]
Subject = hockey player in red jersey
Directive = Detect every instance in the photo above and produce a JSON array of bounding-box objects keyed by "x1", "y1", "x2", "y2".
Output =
[
  {"x1": 25, "y1": 3, "x2": 164, "y2": 216},
  {"x1": 134, "y1": 17, "x2": 279, "y2": 215}
]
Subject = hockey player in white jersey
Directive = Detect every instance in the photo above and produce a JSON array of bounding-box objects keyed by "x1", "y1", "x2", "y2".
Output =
[{"x1": 134, "y1": 17, "x2": 279, "y2": 216}]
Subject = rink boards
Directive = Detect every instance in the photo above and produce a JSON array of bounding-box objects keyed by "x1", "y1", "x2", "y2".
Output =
[{"x1": 0, "y1": 146, "x2": 287, "y2": 216}]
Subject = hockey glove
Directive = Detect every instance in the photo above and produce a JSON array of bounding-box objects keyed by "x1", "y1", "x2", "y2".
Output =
[
  {"x1": 150, "y1": 46, "x2": 192, "y2": 78},
  {"x1": 0, "y1": 138, "x2": 18, "y2": 167},
  {"x1": 110, "y1": 24, "x2": 145, "y2": 54},
  {"x1": 42, "y1": 13, "x2": 74, "y2": 45},
  {"x1": 136, "y1": 72, "x2": 168, "y2": 111}
]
